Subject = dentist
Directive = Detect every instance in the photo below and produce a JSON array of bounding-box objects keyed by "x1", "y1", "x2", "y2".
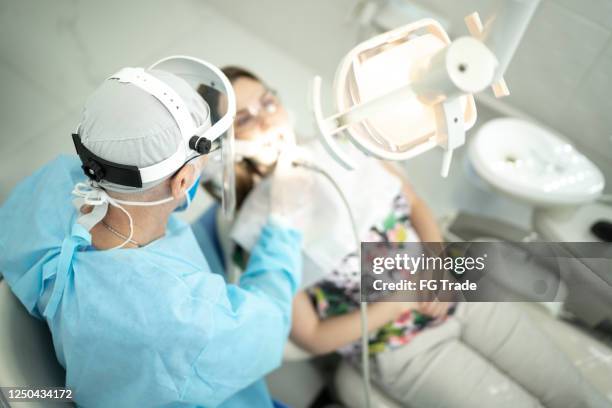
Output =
[{"x1": 0, "y1": 57, "x2": 305, "y2": 407}]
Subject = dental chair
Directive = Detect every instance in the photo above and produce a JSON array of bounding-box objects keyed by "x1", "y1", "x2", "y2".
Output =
[
  {"x1": 0, "y1": 277, "x2": 73, "y2": 408},
  {"x1": 332, "y1": 215, "x2": 612, "y2": 408},
  {"x1": 333, "y1": 301, "x2": 612, "y2": 408}
]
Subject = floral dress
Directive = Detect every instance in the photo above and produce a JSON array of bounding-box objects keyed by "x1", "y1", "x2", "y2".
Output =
[{"x1": 307, "y1": 194, "x2": 455, "y2": 356}]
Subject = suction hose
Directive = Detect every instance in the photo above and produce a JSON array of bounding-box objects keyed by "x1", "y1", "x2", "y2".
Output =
[{"x1": 294, "y1": 160, "x2": 372, "y2": 408}]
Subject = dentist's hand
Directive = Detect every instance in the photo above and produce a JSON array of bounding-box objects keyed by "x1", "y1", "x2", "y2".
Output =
[{"x1": 269, "y1": 148, "x2": 313, "y2": 231}]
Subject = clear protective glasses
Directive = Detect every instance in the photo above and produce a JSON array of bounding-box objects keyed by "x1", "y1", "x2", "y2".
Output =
[{"x1": 234, "y1": 89, "x2": 280, "y2": 131}]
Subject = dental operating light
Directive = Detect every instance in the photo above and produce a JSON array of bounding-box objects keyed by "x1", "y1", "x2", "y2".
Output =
[{"x1": 311, "y1": 0, "x2": 540, "y2": 177}]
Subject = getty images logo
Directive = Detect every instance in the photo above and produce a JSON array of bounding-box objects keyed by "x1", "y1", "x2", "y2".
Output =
[{"x1": 371, "y1": 253, "x2": 487, "y2": 275}]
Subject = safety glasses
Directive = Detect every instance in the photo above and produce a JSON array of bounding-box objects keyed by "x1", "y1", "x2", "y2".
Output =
[{"x1": 234, "y1": 89, "x2": 279, "y2": 131}]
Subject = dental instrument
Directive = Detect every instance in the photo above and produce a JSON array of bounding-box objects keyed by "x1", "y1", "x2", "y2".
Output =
[{"x1": 291, "y1": 160, "x2": 368, "y2": 395}]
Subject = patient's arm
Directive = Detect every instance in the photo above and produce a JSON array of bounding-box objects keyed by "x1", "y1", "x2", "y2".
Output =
[
  {"x1": 290, "y1": 164, "x2": 446, "y2": 355},
  {"x1": 290, "y1": 291, "x2": 415, "y2": 355},
  {"x1": 409, "y1": 194, "x2": 443, "y2": 242},
  {"x1": 379, "y1": 161, "x2": 443, "y2": 242}
]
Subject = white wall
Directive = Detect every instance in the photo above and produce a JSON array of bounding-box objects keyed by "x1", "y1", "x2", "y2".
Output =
[{"x1": 0, "y1": 0, "x2": 322, "y2": 203}]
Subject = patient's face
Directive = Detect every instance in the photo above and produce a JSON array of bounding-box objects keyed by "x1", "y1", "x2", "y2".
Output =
[{"x1": 231, "y1": 77, "x2": 290, "y2": 142}]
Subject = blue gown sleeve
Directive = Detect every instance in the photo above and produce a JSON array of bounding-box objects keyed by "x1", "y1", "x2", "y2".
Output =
[
  {"x1": 182, "y1": 220, "x2": 302, "y2": 406},
  {"x1": 238, "y1": 219, "x2": 302, "y2": 317}
]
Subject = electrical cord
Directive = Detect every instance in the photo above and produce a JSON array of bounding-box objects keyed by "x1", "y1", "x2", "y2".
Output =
[{"x1": 294, "y1": 160, "x2": 372, "y2": 408}]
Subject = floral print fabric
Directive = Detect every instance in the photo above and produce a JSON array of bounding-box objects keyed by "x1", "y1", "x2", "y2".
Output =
[{"x1": 307, "y1": 194, "x2": 453, "y2": 356}]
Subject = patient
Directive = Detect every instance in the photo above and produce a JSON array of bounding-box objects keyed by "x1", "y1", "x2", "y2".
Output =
[{"x1": 200, "y1": 66, "x2": 611, "y2": 408}]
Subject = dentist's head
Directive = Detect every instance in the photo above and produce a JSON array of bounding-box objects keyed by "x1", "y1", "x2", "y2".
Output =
[{"x1": 73, "y1": 68, "x2": 211, "y2": 249}]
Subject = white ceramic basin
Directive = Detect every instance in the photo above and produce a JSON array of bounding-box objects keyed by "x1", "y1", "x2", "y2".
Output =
[{"x1": 469, "y1": 118, "x2": 605, "y2": 207}]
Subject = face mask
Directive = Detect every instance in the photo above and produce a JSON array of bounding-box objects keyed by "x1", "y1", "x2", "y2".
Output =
[
  {"x1": 174, "y1": 174, "x2": 201, "y2": 212},
  {"x1": 234, "y1": 128, "x2": 296, "y2": 166}
]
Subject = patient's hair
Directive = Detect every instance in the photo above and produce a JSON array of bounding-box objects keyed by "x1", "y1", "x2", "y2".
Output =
[{"x1": 197, "y1": 66, "x2": 267, "y2": 209}]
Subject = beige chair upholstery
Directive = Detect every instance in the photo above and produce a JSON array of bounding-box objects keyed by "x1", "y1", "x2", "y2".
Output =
[
  {"x1": 335, "y1": 361, "x2": 402, "y2": 408},
  {"x1": 334, "y1": 303, "x2": 612, "y2": 408},
  {"x1": 0, "y1": 278, "x2": 73, "y2": 407},
  {"x1": 520, "y1": 303, "x2": 612, "y2": 399}
]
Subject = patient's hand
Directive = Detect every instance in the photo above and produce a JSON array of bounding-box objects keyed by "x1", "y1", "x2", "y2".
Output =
[
  {"x1": 416, "y1": 302, "x2": 452, "y2": 319},
  {"x1": 393, "y1": 302, "x2": 419, "y2": 317}
]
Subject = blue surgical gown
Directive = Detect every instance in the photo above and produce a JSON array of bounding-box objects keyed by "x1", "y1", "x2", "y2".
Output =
[{"x1": 0, "y1": 155, "x2": 302, "y2": 407}]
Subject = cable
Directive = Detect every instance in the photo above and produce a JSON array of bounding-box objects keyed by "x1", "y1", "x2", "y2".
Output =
[{"x1": 294, "y1": 160, "x2": 372, "y2": 408}]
